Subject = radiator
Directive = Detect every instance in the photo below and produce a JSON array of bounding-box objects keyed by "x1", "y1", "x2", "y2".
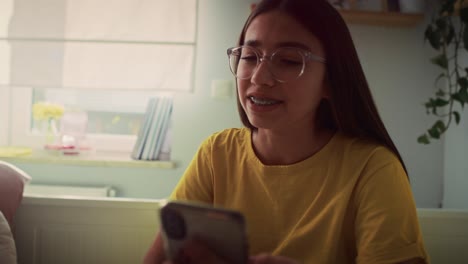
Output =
[{"x1": 24, "y1": 184, "x2": 116, "y2": 197}]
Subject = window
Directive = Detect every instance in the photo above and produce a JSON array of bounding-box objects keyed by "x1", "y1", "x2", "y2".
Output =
[{"x1": 0, "y1": 0, "x2": 197, "y2": 154}]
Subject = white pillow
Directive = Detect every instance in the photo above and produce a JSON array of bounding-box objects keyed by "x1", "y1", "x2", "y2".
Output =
[
  {"x1": 0, "y1": 211, "x2": 17, "y2": 264},
  {"x1": 0, "y1": 161, "x2": 32, "y2": 184}
]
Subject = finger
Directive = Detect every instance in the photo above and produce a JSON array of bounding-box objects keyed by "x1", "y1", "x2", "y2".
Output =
[
  {"x1": 183, "y1": 239, "x2": 228, "y2": 264},
  {"x1": 250, "y1": 253, "x2": 274, "y2": 264},
  {"x1": 250, "y1": 254, "x2": 299, "y2": 264},
  {"x1": 172, "y1": 250, "x2": 189, "y2": 264},
  {"x1": 250, "y1": 254, "x2": 270, "y2": 264}
]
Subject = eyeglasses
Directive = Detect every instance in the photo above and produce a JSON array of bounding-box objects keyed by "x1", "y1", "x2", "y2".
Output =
[{"x1": 227, "y1": 45, "x2": 326, "y2": 83}]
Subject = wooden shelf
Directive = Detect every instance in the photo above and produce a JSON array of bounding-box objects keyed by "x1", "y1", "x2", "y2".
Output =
[{"x1": 339, "y1": 10, "x2": 424, "y2": 27}]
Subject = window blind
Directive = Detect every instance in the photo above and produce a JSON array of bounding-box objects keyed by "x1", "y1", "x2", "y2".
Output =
[{"x1": 0, "y1": 0, "x2": 197, "y2": 91}]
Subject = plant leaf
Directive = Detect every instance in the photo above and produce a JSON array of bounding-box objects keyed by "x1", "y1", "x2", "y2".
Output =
[
  {"x1": 435, "y1": 98, "x2": 449, "y2": 106},
  {"x1": 451, "y1": 92, "x2": 466, "y2": 108},
  {"x1": 464, "y1": 26, "x2": 468, "y2": 51},
  {"x1": 425, "y1": 25, "x2": 441, "y2": 50},
  {"x1": 425, "y1": 98, "x2": 449, "y2": 115},
  {"x1": 428, "y1": 126, "x2": 440, "y2": 139},
  {"x1": 446, "y1": 25, "x2": 455, "y2": 44},
  {"x1": 453, "y1": 86, "x2": 468, "y2": 106},
  {"x1": 457, "y1": 78, "x2": 468, "y2": 106},
  {"x1": 430, "y1": 54, "x2": 448, "y2": 69},
  {"x1": 461, "y1": 7, "x2": 468, "y2": 24},
  {"x1": 440, "y1": 0, "x2": 456, "y2": 15},
  {"x1": 428, "y1": 120, "x2": 446, "y2": 139},
  {"x1": 435, "y1": 17, "x2": 455, "y2": 44},
  {"x1": 436, "y1": 89, "x2": 445, "y2": 97},
  {"x1": 434, "y1": 120, "x2": 446, "y2": 132},
  {"x1": 460, "y1": 87, "x2": 468, "y2": 103},
  {"x1": 417, "y1": 134, "x2": 430, "y2": 144},
  {"x1": 458, "y1": 77, "x2": 468, "y2": 89},
  {"x1": 436, "y1": 17, "x2": 447, "y2": 30},
  {"x1": 453, "y1": 111, "x2": 461, "y2": 124},
  {"x1": 424, "y1": 99, "x2": 435, "y2": 113},
  {"x1": 429, "y1": 98, "x2": 450, "y2": 107},
  {"x1": 435, "y1": 72, "x2": 447, "y2": 85}
]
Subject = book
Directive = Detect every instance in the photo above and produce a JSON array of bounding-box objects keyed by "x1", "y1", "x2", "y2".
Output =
[
  {"x1": 150, "y1": 97, "x2": 173, "y2": 160},
  {"x1": 131, "y1": 97, "x2": 158, "y2": 160},
  {"x1": 157, "y1": 118, "x2": 172, "y2": 161},
  {"x1": 131, "y1": 96, "x2": 173, "y2": 161},
  {"x1": 141, "y1": 98, "x2": 162, "y2": 160}
]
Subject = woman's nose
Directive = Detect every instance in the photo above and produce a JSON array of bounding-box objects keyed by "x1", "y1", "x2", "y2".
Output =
[{"x1": 250, "y1": 59, "x2": 276, "y2": 86}]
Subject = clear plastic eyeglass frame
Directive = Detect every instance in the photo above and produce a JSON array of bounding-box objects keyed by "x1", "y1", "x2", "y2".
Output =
[{"x1": 227, "y1": 45, "x2": 326, "y2": 83}]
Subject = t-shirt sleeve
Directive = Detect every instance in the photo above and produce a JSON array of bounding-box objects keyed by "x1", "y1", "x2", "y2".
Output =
[
  {"x1": 354, "y1": 149, "x2": 429, "y2": 264},
  {"x1": 170, "y1": 136, "x2": 214, "y2": 204}
]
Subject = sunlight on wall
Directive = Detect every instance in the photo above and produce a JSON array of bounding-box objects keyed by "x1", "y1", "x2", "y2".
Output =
[
  {"x1": 0, "y1": 42, "x2": 10, "y2": 84},
  {"x1": 0, "y1": 0, "x2": 12, "y2": 84}
]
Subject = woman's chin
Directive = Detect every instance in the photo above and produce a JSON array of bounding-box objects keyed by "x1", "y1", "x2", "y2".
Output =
[{"x1": 248, "y1": 117, "x2": 279, "y2": 130}]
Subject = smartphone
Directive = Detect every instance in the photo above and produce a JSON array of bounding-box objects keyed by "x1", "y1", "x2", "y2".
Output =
[{"x1": 159, "y1": 201, "x2": 248, "y2": 264}]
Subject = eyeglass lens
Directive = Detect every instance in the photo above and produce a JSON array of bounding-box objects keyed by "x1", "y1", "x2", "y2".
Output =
[{"x1": 228, "y1": 46, "x2": 306, "y2": 82}]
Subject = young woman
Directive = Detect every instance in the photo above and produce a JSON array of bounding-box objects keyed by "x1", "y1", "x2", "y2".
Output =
[{"x1": 144, "y1": 0, "x2": 429, "y2": 263}]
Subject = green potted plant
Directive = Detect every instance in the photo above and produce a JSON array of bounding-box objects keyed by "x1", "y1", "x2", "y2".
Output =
[{"x1": 419, "y1": 0, "x2": 468, "y2": 144}]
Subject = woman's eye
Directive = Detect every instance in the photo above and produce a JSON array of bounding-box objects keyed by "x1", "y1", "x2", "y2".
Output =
[
  {"x1": 240, "y1": 55, "x2": 257, "y2": 61},
  {"x1": 278, "y1": 58, "x2": 302, "y2": 66}
]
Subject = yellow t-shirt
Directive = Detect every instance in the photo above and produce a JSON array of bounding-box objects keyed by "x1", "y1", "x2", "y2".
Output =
[{"x1": 171, "y1": 128, "x2": 429, "y2": 264}]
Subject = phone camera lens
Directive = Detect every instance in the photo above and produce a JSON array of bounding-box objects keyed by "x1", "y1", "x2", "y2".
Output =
[{"x1": 161, "y1": 207, "x2": 186, "y2": 240}]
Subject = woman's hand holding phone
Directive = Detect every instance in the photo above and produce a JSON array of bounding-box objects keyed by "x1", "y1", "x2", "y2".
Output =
[
  {"x1": 162, "y1": 239, "x2": 230, "y2": 264},
  {"x1": 160, "y1": 201, "x2": 248, "y2": 264},
  {"x1": 162, "y1": 240, "x2": 299, "y2": 264},
  {"x1": 249, "y1": 254, "x2": 300, "y2": 264},
  {"x1": 159, "y1": 201, "x2": 299, "y2": 264}
]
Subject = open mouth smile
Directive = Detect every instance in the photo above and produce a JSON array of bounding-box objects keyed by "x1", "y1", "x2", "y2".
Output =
[{"x1": 249, "y1": 96, "x2": 282, "y2": 106}]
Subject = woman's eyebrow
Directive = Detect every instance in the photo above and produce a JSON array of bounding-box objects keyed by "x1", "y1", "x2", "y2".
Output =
[
  {"x1": 244, "y1": 40, "x2": 312, "y2": 51},
  {"x1": 244, "y1": 40, "x2": 261, "y2": 47},
  {"x1": 275, "y1": 41, "x2": 312, "y2": 50}
]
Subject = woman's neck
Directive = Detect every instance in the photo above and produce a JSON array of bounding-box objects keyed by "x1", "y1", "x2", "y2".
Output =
[{"x1": 251, "y1": 125, "x2": 334, "y2": 166}]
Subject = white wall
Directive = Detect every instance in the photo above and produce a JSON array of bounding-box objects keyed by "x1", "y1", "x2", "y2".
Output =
[
  {"x1": 170, "y1": 0, "x2": 246, "y2": 166},
  {"x1": 443, "y1": 105, "x2": 468, "y2": 208},
  {"x1": 0, "y1": 0, "x2": 12, "y2": 146},
  {"x1": 0, "y1": 85, "x2": 9, "y2": 146},
  {"x1": 7, "y1": 0, "x2": 447, "y2": 208},
  {"x1": 439, "y1": 0, "x2": 468, "y2": 208},
  {"x1": 350, "y1": 21, "x2": 444, "y2": 208}
]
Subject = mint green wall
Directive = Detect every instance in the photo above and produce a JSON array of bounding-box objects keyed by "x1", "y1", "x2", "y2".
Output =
[
  {"x1": 350, "y1": 22, "x2": 444, "y2": 208},
  {"x1": 443, "y1": 91, "x2": 468, "y2": 209},
  {"x1": 8, "y1": 0, "x2": 248, "y2": 199},
  {"x1": 427, "y1": 0, "x2": 468, "y2": 209},
  {"x1": 8, "y1": 0, "x2": 448, "y2": 207},
  {"x1": 3, "y1": 163, "x2": 178, "y2": 198}
]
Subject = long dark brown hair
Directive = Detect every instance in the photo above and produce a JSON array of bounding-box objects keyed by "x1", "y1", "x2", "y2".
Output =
[{"x1": 236, "y1": 0, "x2": 408, "y2": 174}]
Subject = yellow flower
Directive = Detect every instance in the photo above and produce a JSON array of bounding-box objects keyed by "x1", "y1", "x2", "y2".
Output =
[{"x1": 32, "y1": 102, "x2": 64, "y2": 121}]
